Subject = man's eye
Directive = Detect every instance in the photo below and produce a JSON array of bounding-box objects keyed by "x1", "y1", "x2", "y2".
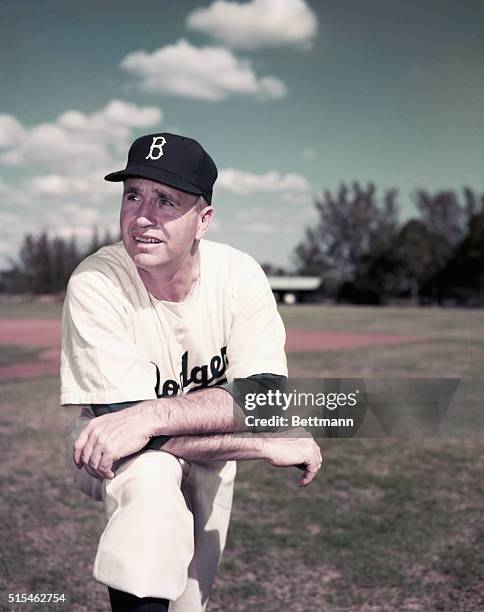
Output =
[
  {"x1": 126, "y1": 194, "x2": 140, "y2": 202},
  {"x1": 157, "y1": 199, "x2": 175, "y2": 207}
]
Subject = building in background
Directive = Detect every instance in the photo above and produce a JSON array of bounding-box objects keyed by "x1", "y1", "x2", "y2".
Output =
[{"x1": 268, "y1": 276, "x2": 322, "y2": 304}]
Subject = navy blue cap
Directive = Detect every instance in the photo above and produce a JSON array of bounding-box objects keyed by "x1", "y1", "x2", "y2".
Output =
[{"x1": 104, "y1": 132, "x2": 218, "y2": 204}]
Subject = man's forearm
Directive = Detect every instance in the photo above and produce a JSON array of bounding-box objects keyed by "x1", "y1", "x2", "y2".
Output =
[
  {"x1": 143, "y1": 387, "x2": 246, "y2": 438},
  {"x1": 162, "y1": 431, "x2": 265, "y2": 462},
  {"x1": 162, "y1": 430, "x2": 323, "y2": 488}
]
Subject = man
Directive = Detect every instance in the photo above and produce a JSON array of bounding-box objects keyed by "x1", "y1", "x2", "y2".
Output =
[{"x1": 61, "y1": 132, "x2": 322, "y2": 612}]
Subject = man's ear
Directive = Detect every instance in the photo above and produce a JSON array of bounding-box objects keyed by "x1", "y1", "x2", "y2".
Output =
[{"x1": 196, "y1": 206, "x2": 214, "y2": 240}]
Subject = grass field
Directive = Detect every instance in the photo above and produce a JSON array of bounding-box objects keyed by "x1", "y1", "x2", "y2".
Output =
[
  {"x1": 0, "y1": 300, "x2": 63, "y2": 320},
  {"x1": 1, "y1": 305, "x2": 483, "y2": 611}
]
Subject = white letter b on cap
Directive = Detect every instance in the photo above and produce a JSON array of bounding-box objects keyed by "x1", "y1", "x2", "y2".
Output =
[{"x1": 145, "y1": 136, "x2": 166, "y2": 160}]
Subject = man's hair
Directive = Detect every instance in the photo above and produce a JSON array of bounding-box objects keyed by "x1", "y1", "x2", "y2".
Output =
[{"x1": 196, "y1": 195, "x2": 210, "y2": 211}]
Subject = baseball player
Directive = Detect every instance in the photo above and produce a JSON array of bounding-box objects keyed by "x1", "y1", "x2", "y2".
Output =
[{"x1": 61, "y1": 132, "x2": 322, "y2": 612}]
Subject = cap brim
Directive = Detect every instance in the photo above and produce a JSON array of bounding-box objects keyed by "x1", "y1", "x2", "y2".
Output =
[{"x1": 104, "y1": 165, "x2": 204, "y2": 198}]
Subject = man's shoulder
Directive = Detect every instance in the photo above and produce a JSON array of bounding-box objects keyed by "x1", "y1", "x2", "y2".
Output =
[
  {"x1": 200, "y1": 240, "x2": 271, "y2": 306},
  {"x1": 67, "y1": 242, "x2": 136, "y2": 297},
  {"x1": 73, "y1": 241, "x2": 128, "y2": 273},
  {"x1": 201, "y1": 239, "x2": 259, "y2": 274}
]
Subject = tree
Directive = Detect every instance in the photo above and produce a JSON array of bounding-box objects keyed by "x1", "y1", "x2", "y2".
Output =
[
  {"x1": 438, "y1": 212, "x2": 484, "y2": 305},
  {"x1": 85, "y1": 227, "x2": 118, "y2": 257},
  {"x1": 260, "y1": 263, "x2": 288, "y2": 276},
  {"x1": 294, "y1": 181, "x2": 399, "y2": 293},
  {"x1": 392, "y1": 219, "x2": 450, "y2": 303},
  {"x1": 343, "y1": 229, "x2": 406, "y2": 304},
  {"x1": 411, "y1": 188, "x2": 484, "y2": 303},
  {"x1": 85, "y1": 227, "x2": 101, "y2": 257},
  {"x1": 51, "y1": 237, "x2": 68, "y2": 293},
  {"x1": 4, "y1": 232, "x2": 84, "y2": 294},
  {"x1": 292, "y1": 226, "x2": 329, "y2": 277},
  {"x1": 414, "y1": 187, "x2": 484, "y2": 247}
]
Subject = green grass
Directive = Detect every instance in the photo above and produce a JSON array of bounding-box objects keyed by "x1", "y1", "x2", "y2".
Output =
[
  {"x1": 0, "y1": 300, "x2": 63, "y2": 319},
  {"x1": 211, "y1": 438, "x2": 484, "y2": 611},
  {"x1": 280, "y1": 304, "x2": 484, "y2": 341},
  {"x1": 287, "y1": 339, "x2": 484, "y2": 379},
  {"x1": 280, "y1": 305, "x2": 484, "y2": 380},
  {"x1": 0, "y1": 345, "x2": 42, "y2": 367},
  {"x1": 1, "y1": 305, "x2": 483, "y2": 611},
  {"x1": 0, "y1": 377, "x2": 106, "y2": 612}
]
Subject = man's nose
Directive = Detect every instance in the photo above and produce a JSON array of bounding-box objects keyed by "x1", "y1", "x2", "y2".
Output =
[{"x1": 135, "y1": 200, "x2": 157, "y2": 225}]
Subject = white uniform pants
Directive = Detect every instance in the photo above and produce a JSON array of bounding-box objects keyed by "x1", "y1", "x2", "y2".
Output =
[{"x1": 66, "y1": 407, "x2": 236, "y2": 611}]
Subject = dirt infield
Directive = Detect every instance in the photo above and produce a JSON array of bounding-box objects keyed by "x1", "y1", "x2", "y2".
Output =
[
  {"x1": 0, "y1": 319, "x2": 61, "y2": 380},
  {"x1": 0, "y1": 318, "x2": 421, "y2": 381}
]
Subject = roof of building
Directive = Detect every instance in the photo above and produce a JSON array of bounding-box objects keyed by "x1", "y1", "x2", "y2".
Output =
[{"x1": 267, "y1": 276, "x2": 322, "y2": 291}]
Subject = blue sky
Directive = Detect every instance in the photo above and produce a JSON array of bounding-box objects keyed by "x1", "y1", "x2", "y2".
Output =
[{"x1": 1, "y1": 0, "x2": 483, "y2": 268}]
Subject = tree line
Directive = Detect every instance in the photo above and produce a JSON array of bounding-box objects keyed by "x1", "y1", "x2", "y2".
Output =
[
  {"x1": 292, "y1": 184, "x2": 484, "y2": 305},
  {"x1": 1, "y1": 229, "x2": 117, "y2": 294},
  {"x1": 1, "y1": 185, "x2": 483, "y2": 305}
]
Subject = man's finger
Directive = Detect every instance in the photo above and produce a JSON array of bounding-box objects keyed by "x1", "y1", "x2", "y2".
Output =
[
  {"x1": 88, "y1": 441, "x2": 105, "y2": 473},
  {"x1": 98, "y1": 452, "x2": 116, "y2": 480},
  {"x1": 299, "y1": 458, "x2": 320, "y2": 487},
  {"x1": 80, "y1": 434, "x2": 97, "y2": 470},
  {"x1": 73, "y1": 428, "x2": 90, "y2": 467},
  {"x1": 298, "y1": 466, "x2": 312, "y2": 486},
  {"x1": 83, "y1": 462, "x2": 103, "y2": 480}
]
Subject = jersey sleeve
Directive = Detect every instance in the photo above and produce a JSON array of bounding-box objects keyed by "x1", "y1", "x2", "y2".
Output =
[
  {"x1": 60, "y1": 262, "x2": 158, "y2": 405},
  {"x1": 225, "y1": 256, "x2": 288, "y2": 381}
]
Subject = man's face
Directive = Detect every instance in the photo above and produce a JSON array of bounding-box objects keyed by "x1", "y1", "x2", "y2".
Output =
[{"x1": 120, "y1": 177, "x2": 212, "y2": 272}]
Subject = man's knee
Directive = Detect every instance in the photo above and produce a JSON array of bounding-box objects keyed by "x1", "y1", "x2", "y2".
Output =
[
  {"x1": 105, "y1": 450, "x2": 186, "y2": 514},
  {"x1": 118, "y1": 451, "x2": 182, "y2": 490}
]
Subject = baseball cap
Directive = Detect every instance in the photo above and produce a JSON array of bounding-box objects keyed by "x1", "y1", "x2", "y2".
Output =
[{"x1": 104, "y1": 132, "x2": 218, "y2": 204}]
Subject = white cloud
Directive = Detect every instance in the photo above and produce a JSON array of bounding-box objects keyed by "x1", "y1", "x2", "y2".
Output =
[
  {"x1": 186, "y1": 0, "x2": 318, "y2": 50},
  {"x1": 0, "y1": 175, "x2": 31, "y2": 207},
  {"x1": 26, "y1": 171, "x2": 119, "y2": 205},
  {"x1": 0, "y1": 100, "x2": 162, "y2": 171},
  {"x1": 0, "y1": 211, "x2": 22, "y2": 226},
  {"x1": 0, "y1": 168, "x2": 122, "y2": 214},
  {"x1": 0, "y1": 210, "x2": 34, "y2": 268},
  {"x1": 27, "y1": 174, "x2": 88, "y2": 197},
  {"x1": 0, "y1": 175, "x2": 121, "y2": 267},
  {"x1": 0, "y1": 115, "x2": 26, "y2": 148},
  {"x1": 217, "y1": 168, "x2": 310, "y2": 196},
  {"x1": 279, "y1": 191, "x2": 313, "y2": 206},
  {"x1": 44, "y1": 204, "x2": 119, "y2": 242},
  {"x1": 0, "y1": 176, "x2": 11, "y2": 195},
  {"x1": 120, "y1": 39, "x2": 286, "y2": 101},
  {"x1": 300, "y1": 147, "x2": 316, "y2": 159},
  {"x1": 58, "y1": 100, "x2": 160, "y2": 140},
  {"x1": 235, "y1": 208, "x2": 296, "y2": 235}
]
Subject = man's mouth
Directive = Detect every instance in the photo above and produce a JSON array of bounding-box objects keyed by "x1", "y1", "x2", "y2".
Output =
[{"x1": 133, "y1": 236, "x2": 162, "y2": 244}]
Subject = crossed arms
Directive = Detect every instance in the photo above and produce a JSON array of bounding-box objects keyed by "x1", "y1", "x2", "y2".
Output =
[{"x1": 72, "y1": 386, "x2": 322, "y2": 487}]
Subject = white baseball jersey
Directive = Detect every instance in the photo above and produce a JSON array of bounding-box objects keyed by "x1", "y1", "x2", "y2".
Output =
[{"x1": 61, "y1": 239, "x2": 287, "y2": 405}]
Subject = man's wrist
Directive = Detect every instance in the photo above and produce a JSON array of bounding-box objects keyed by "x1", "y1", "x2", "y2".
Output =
[
  {"x1": 134, "y1": 398, "x2": 166, "y2": 436},
  {"x1": 258, "y1": 435, "x2": 271, "y2": 461}
]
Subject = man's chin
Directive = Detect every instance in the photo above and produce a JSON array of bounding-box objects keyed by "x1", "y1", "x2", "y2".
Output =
[{"x1": 131, "y1": 251, "x2": 166, "y2": 269}]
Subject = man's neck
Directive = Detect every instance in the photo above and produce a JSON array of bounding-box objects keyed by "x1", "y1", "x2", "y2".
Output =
[{"x1": 138, "y1": 246, "x2": 201, "y2": 302}]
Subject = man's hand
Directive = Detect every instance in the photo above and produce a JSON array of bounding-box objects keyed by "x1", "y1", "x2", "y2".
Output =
[
  {"x1": 73, "y1": 404, "x2": 153, "y2": 480},
  {"x1": 262, "y1": 429, "x2": 322, "y2": 487}
]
